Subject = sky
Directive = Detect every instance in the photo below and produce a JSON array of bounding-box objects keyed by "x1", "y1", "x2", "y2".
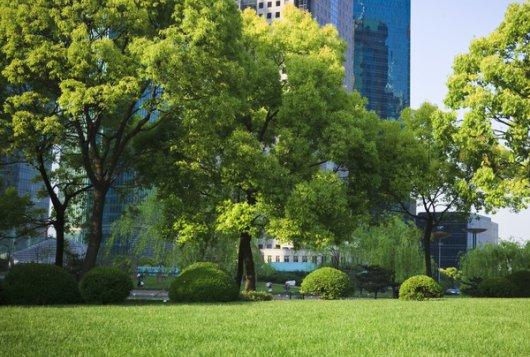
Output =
[{"x1": 410, "y1": 0, "x2": 529, "y2": 242}]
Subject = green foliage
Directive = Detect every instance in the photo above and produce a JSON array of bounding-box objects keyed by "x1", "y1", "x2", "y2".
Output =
[
  {"x1": 0, "y1": 184, "x2": 35, "y2": 239},
  {"x1": 137, "y1": 256, "x2": 158, "y2": 267},
  {"x1": 460, "y1": 277, "x2": 483, "y2": 297},
  {"x1": 446, "y1": 1, "x2": 530, "y2": 208},
  {"x1": 399, "y1": 275, "x2": 443, "y2": 301},
  {"x1": 79, "y1": 267, "x2": 133, "y2": 304},
  {"x1": 477, "y1": 277, "x2": 516, "y2": 298},
  {"x1": 3, "y1": 264, "x2": 80, "y2": 305},
  {"x1": 355, "y1": 266, "x2": 394, "y2": 299},
  {"x1": 300, "y1": 267, "x2": 352, "y2": 300},
  {"x1": 240, "y1": 291, "x2": 273, "y2": 301},
  {"x1": 169, "y1": 262, "x2": 239, "y2": 303},
  {"x1": 111, "y1": 256, "x2": 134, "y2": 275},
  {"x1": 348, "y1": 215, "x2": 424, "y2": 283},
  {"x1": 0, "y1": 279, "x2": 6, "y2": 305},
  {"x1": 506, "y1": 270, "x2": 530, "y2": 297},
  {"x1": 256, "y1": 267, "x2": 308, "y2": 285},
  {"x1": 460, "y1": 241, "x2": 530, "y2": 280}
]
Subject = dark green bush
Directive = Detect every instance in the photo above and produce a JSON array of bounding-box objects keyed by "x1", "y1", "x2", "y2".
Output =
[
  {"x1": 477, "y1": 277, "x2": 516, "y2": 298},
  {"x1": 399, "y1": 275, "x2": 443, "y2": 301},
  {"x1": 169, "y1": 262, "x2": 239, "y2": 303},
  {"x1": 300, "y1": 267, "x2": 352, "y2": 300},
  {"x1": 506, "y1": 270, "x2": 530, "y2": 297},
  {"x1": 240, "y1": 291, "x2": 273, "y2": 301},
  {"x1": 79, "y1": 267, "x2": 133, "y2": 304},
  {"x1": 355, "y1": 265, "x2": 394, "y2": 299},
  {"x1": 460, "y1": 276, "x2": 483, "y2": 297},
  {"x1": 0, "y1": 279, "x2": 6, "y2": 305},
  {"x1": 3, "y1": 263, "x2": 81, "y2": 305}
]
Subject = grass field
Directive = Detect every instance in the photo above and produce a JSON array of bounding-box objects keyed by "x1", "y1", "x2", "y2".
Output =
[{"x1": 1, "y1": 299, "x2": 529, "y2": 356}]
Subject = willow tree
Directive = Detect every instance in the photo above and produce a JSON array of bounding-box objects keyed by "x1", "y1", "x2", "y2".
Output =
[
  {"x1": 0, "y1": 0, "x2": 178, "y2": 271},
  {"x1": 137, "y1": 5, "x2": 417, "y2": 291},
  {"x1": 446, "y1": 1, "x2": 530, "y2": 209}
]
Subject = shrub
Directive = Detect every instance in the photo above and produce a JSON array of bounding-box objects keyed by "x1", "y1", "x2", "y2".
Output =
[
  {"x1": 300, "y1": 267, "x2": 352, "y2": 300},
  {"x1": 0, "y1": 279, "x2": 6, "y2": 305},
  {"x1": 169, "y1": 262, "x2": 239, "y2": 303},
  {"x1": 355, "y1": 265, "x2": 394, "y2": 299},
  {"x1": 460, "y1": 276, "x2": 483, "y2": 297},
  {"x1": 477, "y1": 277, "x2": 516, "y2": 298},
  {"x1": 240, "y1": 291, "x2": 273, "y2": 301},
  {"x1": 506, "y1": 270, "x2": 530, "y2": 297},
  {"x1": 79, "y1": 267, "x2": 133, "y2": 304},
  {"x1": 3, "y1": 263, "x2": 80, "y2": 305},
  {"x1": 399, "y1": 275, "x2": 443, "y2": 301}
]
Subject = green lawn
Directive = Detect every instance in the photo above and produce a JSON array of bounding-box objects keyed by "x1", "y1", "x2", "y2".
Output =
[{"x1": 1, "y1": 299, "x2": 529, "y2": 356}]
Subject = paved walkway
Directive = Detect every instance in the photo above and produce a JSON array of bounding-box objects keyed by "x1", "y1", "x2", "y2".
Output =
[{"x1": 129, "y1": 290, "x2": 168, "y2": 301}]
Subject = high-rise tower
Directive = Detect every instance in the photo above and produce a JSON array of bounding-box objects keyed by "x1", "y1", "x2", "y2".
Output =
[{"x1": 353, "y1": 0, "x2": 410, "y2": 119}]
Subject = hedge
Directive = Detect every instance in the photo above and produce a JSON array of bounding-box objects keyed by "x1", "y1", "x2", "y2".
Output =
[
  {"x1": 399, "y1": 275, "x2": 443, "y2": 301},
  {"x1": 79, "y1": 267, "x2": 133, "y2": 304},
  {"x1": 300, "y1": 267, "x2": 352, "y2": 300}
]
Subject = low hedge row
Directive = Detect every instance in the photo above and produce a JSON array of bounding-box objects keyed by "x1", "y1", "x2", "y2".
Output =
[{"x1": 461, "y1": 270, "x2": 530, "y2": 298}]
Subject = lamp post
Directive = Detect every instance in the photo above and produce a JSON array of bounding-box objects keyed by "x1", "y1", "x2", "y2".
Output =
[
  {"x1": 463, "y1": 228, "x2": 487, "y2": 249},
  {"x1": 432, "y1": 227, "x2": 450, "y2": 282}
]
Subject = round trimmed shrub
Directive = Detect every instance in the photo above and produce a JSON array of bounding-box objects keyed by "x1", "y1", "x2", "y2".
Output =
[
  {"x1": 506, "y1": 270, "x2": 530, "y2": 297},
  {"x1": 399, "y1": 275, "x2": 443, "y2": 301},
  {"x1": 477, "y1": 277, "x2": 516, "y2": 298},
  {"x1": 169, "y1": 262, "x2": 239, "y2": 302},
  {"x1": 300, "y1": 267, "x2": 352, "y2": 300},
  {"x1": 3, "y1": 263, "x2": 81, "y2": 305},
  {"x1": 79, "y1": 267, "x2": 133, "y2": 304}
]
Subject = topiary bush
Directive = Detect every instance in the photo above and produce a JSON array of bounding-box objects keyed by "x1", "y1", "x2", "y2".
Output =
[
  {"x1": 506, "y1": 270, "x2": 530, "y2": 297},
  {"x1": 399, "y1": 275, "x2": 443, "y2": 301},
  {"x1": 79, "y1": 267, "x2": 133, "y2": 304},
  {"x1": 300, "y1": 267, "x2": 352, "y2": 300},
  {"x1": 169, "y1": 262, "x2": 239, "y2": 303},
  {"x1": 3, "y1": 263, "x2": 81, "y2": 305},
  {"x1": 477, "y1": 277, "x2": 516, "y2": 298},
  {"x1": 240, "y1": 291, "x2": 273, "y2": 301}
]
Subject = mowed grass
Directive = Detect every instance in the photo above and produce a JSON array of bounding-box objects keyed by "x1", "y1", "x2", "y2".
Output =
[{"x1": 1, "y1": 299, "x2": 529, "y2": 356}]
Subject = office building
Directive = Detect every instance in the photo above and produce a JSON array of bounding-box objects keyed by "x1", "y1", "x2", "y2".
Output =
[
  {"x1": 237, "y1": 0, "x2": 354, "y2": 90},
  {"x1": 353, "y1": 0, "x2": 410, "y2": 119},
  {"x1": 416, "y1": 213, "x2": 499, "y2": 269}
]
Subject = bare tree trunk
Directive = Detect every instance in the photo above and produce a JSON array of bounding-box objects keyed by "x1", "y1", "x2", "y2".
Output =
[
  {"x1": 82, "y1": 187, "x2": 107, "y2": 274},
  {"x1": 54, "y1": 211, "x2": 65, "y2": 267},
  {"x1": 422, "y1": 218, "x2": 434, "y2": 277},
  {"x1": 235, "y1": 234, "x2": 245, "y2": 289},
  {"x1": 240, "y1": 231, "x2": 256, "y2": 291}
]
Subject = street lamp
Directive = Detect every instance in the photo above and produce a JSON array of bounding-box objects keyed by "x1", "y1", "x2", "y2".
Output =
[
  {"x1": 463, "y1": 228, "x2": 487, "y2": 249},
  {"x1": 432, "y1": 227, "x2": 450, "y2": 282}
]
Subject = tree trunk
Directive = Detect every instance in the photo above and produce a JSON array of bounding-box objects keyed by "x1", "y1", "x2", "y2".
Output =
[
  {"x1": 235, "y1": 235, "x2": 245, "y2": 289},
  {"x1": 82, "y1": 187, "x2": 107, "y2": 274},
  {"x1": 422, "y1": 218, "x2": 434, "y2": 277},
  {"x1": 54, "y1": 212, "x2": 65, "y2": 267},
  {"x1": 240, "y1": 231, "x2": 256, "y2": 291}
]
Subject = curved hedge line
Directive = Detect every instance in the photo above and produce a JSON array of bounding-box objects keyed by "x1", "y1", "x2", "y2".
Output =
[{"x1": 79, "y1": 267, "x2": 133, "y2": 304}]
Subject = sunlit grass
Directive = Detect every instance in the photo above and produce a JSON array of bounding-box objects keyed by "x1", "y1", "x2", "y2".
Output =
[{"x1": 1, "y1": 299, "x2": 529, "y2": 356}]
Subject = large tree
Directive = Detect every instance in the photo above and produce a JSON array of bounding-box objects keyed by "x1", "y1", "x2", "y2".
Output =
[
  {"x1": 137, "y1": 5, "x2": 418, "y2": 291},
  {"x1": 446, "y1": 0, "x2": 530, "y2": 209},
  {"x1": 0, "y1": 0, "x2": 178, "y2": 272}
]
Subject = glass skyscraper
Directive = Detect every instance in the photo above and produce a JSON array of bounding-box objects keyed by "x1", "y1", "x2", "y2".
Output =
[{"x1": 353, "y1": 0, "x2": 411, "y2": 119}]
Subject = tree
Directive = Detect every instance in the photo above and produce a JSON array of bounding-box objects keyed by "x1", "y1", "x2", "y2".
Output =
[
  {"x1": 0, "y1": 0, "x2": 178, "y2": 272},
  {"x1": 446, "y1": 1, "x2": 530, "y2": 209},
  {"x1": 356, "y1": 265, "x2": 394, "y2": 299},
  {"x1": 398, "y1": 103, "x2": 484, "y2": 277}
]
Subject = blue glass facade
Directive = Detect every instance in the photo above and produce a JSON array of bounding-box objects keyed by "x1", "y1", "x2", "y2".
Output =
[
  {"x1": 0, "y1": 158, "x2": 50, "y2": 249},
  {"x1": 353, "y1": 0, "x2": 410, "y2": 119}
]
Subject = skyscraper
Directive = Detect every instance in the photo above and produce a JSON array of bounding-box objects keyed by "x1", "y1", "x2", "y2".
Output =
[
  {"x1": 237, "y1": 0, "x2": 354, "y2": 91},
  {"x1": 353, "y1": 0, "x2": 410, "y2": 119}
]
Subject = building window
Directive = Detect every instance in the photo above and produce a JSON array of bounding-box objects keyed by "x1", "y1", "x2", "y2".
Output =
[
  {"x1": 266, "y1": 13, "x2": 272, "y2": 19},
  {"x1": 267, "y1": 1, "x2": 272, "y2": 7},
  {"x1": 275, "y1": 256, "x2": 280, "y2": 262},
  {"x1": 266, "y1": 244, "x2": 272, "y2": 249},
  {"x1": 284, "y1": 256, "x2": 290, "y2": 262},
  {"x1": 275, "y1": 12, "x2": 280, "y2": 18},
  {"x1": 302, "y1": 256, "x2": 307, "y2": 262},
  {"x1": 312, "y1": 256, "x2": 318, "y2": 264},
  {"x1": 276, "y1": 0, "x2": 280, "y2": 5},
  {"x1": 321, "y1": 256, "x2": 326, "y2": 264},
  {"x1": 258, "y1": 244, "x2": 264, "y2": 249},
  {"x1": 275, "y1": 244, "x2": 281, "y2": 249},
  {"x1": 267, "y1": 256, "x2": 272, "y2": 263},
  {"x1": 258, "y1": 2, "x2": 264, "y2": 8},
  {"x1": 293, "y1": 256, "x2": 299, "y2": 262}
]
